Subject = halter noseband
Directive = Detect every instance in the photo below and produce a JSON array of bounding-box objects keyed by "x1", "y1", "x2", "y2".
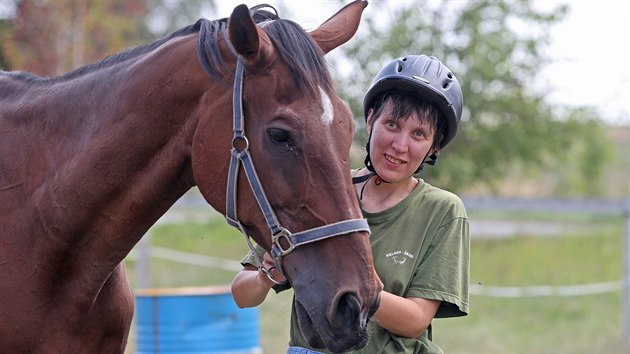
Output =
[{"x1": 225, "y1": 57, "x2": 370, "y2": 284}]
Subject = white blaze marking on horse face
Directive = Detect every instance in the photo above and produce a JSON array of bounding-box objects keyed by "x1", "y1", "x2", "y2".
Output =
[{"x1": 319, "y1": 87, "x2": 333, "y2": 126}]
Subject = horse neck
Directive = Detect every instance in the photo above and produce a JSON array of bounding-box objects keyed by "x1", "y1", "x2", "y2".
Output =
[{"x1": 25, "y1": 34, "x2": 226, "y2": 266}]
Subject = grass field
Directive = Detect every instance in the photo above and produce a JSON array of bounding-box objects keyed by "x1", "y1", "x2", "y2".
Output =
[{"x1": 124, "y1": 210, "x2": 626, "y2": 353}]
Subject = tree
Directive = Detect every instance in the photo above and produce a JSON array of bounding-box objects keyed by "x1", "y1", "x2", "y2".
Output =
[
  {"x1": 1, "y1": 0, "x2": 153, "y2": 76},
  {"x1": 0, "y1": 0, "x2": 217, "y2": 75},
  {"x1": 332, "y1": 0, "x2": 613, "y2": 196},
  {"x1": 0, "y1": 18, "x2": 10, "y2": 69}
]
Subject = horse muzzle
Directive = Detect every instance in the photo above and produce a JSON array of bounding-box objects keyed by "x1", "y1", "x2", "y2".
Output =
[{"x1": 294, "y1": 289, "x2": 378, "y2": 353}]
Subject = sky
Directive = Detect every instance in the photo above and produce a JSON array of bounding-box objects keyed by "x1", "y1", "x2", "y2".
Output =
[
  {"x1": 214, "y1": 0, "x2": 629, "y2": 126},
  {"x1": 536, "y1": 0, "x2": 629, "y2": 126}
]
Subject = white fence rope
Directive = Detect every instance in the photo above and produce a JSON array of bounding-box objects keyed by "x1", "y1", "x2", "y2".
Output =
[
  {"x1": 469, "y1": 281, "x2": 622, "y2": 298},
  {"x1": 128, "y1": 246, "x2": 623, "y2": 298},
  {"x1": 128, "y1": 246, "x2": 243, "y2": 272}
]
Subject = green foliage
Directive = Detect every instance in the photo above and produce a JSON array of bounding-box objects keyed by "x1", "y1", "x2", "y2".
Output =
[
  {"x1": 0, "y1": 0, "x2": 216, "y2": 75},
  {"x1": 333, "y1": 0, "x2": 615, "y2": 196},
  {"x1": 471, "y1": 225, "x2": 621, "y2": 286},
  {"x1": 2, "y1": 0, "x2": 154, "y2": 75},
  {"x1": 0, "y1": 19, "x2": 9, "y2": 69},
  {"x1": 440, "y1": 292, "x2": 624, "y2": 352}
]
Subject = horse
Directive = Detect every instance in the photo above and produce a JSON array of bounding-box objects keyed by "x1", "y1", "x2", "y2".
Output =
[{"x1": 0, "y1": 1, "x2": 382, "y2": 353}]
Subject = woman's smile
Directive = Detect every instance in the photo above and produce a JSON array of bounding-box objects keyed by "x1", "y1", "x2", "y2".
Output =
[{"x1": 384, "y1": 154, "x2": 406, "y2": 166}]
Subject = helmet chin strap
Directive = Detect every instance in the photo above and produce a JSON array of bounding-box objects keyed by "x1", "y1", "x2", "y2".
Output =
[
  {"x1": 353, "y1": 147, "x2": 436, "y2": 201},
  {"x1": 425, "y1": 153, "x2": 438, "y2": 166}
]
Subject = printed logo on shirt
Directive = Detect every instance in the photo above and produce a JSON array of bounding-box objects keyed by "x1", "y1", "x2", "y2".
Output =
[{"x1": 385, "y1": 250, "x2": 415, "y2": 265}]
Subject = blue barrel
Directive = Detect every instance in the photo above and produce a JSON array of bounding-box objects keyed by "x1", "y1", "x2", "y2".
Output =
[{"x1": 135, "y1": 285, "x2": 261, "y2": 353}]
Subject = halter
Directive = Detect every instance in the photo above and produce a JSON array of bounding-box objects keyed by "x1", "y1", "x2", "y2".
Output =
[{"x1": 225, "y1": 57, "x2": 370, "y2": 284}]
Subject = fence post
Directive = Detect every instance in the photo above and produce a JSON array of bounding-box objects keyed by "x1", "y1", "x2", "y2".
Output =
[{"x1": 624, "y1": 198, "x2": 630, "y2": 350}]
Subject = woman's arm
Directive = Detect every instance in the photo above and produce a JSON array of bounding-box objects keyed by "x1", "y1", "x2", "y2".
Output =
[{"x1": 372, "y1": 291, "x2": 441, "y2": 338}]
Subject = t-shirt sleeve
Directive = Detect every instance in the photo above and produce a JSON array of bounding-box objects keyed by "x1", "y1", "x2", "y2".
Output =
[
  {"x1": 406, "y1": 196, "x2": 470, "y2": 318},
  {"x1": 240, "y1": 244, "x2": 264, "y2": 267}
]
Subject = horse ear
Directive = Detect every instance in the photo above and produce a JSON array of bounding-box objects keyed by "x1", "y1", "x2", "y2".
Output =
[
  {"x1": 228, "y1": 4, "x2": 274, "y2": 66},
  {"x1": 309, "y1": 0, "x2": 368, "y2": 54}
]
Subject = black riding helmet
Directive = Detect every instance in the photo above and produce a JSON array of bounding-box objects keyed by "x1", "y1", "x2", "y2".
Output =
[{"x1": 363, "y1": 55, "x2": 463, "y2": 149}]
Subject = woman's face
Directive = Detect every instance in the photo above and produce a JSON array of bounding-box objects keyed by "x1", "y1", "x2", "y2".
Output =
[{"x1": 367, "y1": 100, "x2": 436, "y2": 183}]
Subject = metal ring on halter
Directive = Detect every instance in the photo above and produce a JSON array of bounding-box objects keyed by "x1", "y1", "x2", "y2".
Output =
[
  {"x1": 260, "y1": 265, "x2": 287, "y2": 285},
  {"x1": 231, "y1": 136, "x2": 249, "y2": 152}
]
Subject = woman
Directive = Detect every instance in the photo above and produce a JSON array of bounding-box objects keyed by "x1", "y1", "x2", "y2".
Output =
[{"x1": 231, "y1": 55, "x2": 470, "y2": 354}]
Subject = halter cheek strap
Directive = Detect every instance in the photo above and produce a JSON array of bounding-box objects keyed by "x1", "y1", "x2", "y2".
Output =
[{"x1": 225, "y1": 57, "x2": 370, "y2": 285}]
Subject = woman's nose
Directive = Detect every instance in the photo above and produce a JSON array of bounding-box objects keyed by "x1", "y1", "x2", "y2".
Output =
[{"x1": 391, "y1": 133, "x2": 408, "y2": 152}]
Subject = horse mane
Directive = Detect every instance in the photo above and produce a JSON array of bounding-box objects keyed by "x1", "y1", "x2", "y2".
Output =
[
  {"x1": 196, "y1": 5, "x2": 333, "y2": 95},
  {"x1": 61, "y1": 22, "x2": 203, "y2": 81},
  {"x1": 3, "y1": 4, "x2": 333, "y2": 95}
]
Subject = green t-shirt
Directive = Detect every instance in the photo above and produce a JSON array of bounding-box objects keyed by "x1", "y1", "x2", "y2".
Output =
[{"x1": 241, "y1": 177, "x2": 470, "y2": 354}]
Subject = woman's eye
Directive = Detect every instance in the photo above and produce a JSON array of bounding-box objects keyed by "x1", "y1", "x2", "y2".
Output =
[{"x1": 268, "y1": 128, "x2": 295, "y2": 148}]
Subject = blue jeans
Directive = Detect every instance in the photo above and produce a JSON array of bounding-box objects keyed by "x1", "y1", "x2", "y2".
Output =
[{"x1": 286, "y1": 346, "x2": 324, "y2": 354}]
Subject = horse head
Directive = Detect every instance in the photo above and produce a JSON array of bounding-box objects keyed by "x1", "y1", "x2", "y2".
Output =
[{"x1": 191, "y1": 1, "x2": 381, "y2": 352}]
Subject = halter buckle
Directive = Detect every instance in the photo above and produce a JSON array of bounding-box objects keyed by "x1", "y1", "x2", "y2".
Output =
[{"x1": 272, "y1": 227, "x2": 294, "y2": 255}]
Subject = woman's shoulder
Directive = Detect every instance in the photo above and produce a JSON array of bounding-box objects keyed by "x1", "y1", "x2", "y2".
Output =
[{"x1": 417, "y1": 180, "x2": 467, "y2": 215}]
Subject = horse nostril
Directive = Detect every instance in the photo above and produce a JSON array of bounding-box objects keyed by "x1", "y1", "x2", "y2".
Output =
[{"x1": 331, "y1": 292, "x2": 362, "y2": 329}]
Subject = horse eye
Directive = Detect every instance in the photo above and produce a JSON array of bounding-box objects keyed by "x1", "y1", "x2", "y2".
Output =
[{"x1": 267, "y1": 128, "x2": 295, "y2": 148}]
